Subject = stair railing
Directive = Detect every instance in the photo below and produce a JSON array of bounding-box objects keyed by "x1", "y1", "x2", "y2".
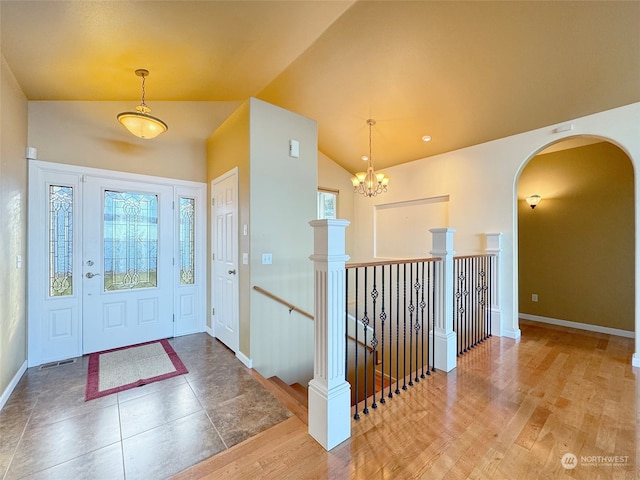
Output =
[
  {"x1": 346, "y1": 257, "x2": 439, "y2": 420},
  {"x1": 253, "y1": 284, "x2": 374, "y2": 356},
  {"x1": 253, "y1": 285, "x2": 313, "y2": 319},
  {"x1": 452, "y1": 254, "x2": 494, "y2": 355}
]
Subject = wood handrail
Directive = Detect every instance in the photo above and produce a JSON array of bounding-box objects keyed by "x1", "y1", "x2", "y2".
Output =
[
  {"x1": 253, "y1": 285, "x2": 375, "y2": 354},
  {"x1": 346, "y1": 257, "x2": 441, "y2": 269},
  {"x1": 253, "y1": 285, "x2": 314, "y2": 320},
  {"x1": 453, "y1": 254, "x2": 497, "y2": 260}
]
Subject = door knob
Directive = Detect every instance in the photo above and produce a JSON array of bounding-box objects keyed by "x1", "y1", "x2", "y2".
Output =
[
  {"x1": 85, "y1": 272, "x2": 101, "y2": 279},
  {"x1": 228, "y1": 269, "x2": 236, "y2": 275}
]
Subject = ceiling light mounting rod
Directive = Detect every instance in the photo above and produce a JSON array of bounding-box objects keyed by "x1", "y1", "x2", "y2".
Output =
[
  {"x1": 137, "y1": 69, "x2": 148, "y2": 109},
  {"x1": 351, "y1": 118, "x2": 389, "y2": 197}
]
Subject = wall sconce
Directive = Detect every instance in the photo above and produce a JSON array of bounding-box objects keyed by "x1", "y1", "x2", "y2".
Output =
[{"x1": 526, "y1": 194, "x2": 542, "y2": 209}]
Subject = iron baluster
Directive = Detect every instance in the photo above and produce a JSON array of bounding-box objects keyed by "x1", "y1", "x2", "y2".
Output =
[
  {"x1": 388, "y1": 264, "x2": 395, "y2": 399},
  {"x1": 419, "y1": 261, "x2": 426, "y2": 379},
  {"x1": 370, "y1": 265, "x2": 378, "y2": 410},
  {"x1": 395, "y1": 263, "x2": 400, "y2": 396},
  {"x1": 379, "y1": 265, "x2": 386, "y2": 404},
  {"x1": 402, "y1": 263, "x2": 408, "y2": 391},
  {"x1": 362, "y1": 267, "x2": 369, "y2": 415},
  {"x1": 353, "y1": 268, "x2": 360, "y2": 420},
  {"x1": 408, "y1": 262, "x2": 414, "y2": 387}
]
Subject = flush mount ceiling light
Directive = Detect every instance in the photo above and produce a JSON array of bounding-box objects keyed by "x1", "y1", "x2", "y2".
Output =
[
  {"x1": 526, "y1": 194, "x2": 542, "y2": 209},
  {"x1": 350, "y1": 119, "x2": 389, "y2": 197},
  {"x1": 117, "y1": 69, "x2": 167, "y2": 139}
]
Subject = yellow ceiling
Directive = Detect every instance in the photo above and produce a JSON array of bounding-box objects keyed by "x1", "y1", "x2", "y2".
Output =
[{"x1": 2, "y1": 1, "x2": 638, "y2": 174}]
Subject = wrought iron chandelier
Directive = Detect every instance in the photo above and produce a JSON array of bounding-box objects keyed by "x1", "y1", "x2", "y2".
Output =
[
  {"x1": 351, "y1": 119, "x2": 389, "y2": 197},
  {"x1": 117, "y1": 69, "x2": 168, "y2": 139}
]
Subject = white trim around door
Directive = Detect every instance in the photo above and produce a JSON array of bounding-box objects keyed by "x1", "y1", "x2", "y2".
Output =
[
  {"x1": 211, "y1": 168, "x2": 240, "y2": 353},
  {"x1": 27, "y1": 160, "x2": 207, "y2": 367}
]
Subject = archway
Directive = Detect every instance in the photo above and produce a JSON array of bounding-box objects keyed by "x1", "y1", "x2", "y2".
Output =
[{"x1": 515, "y1": 136, "x2": 635, "y2": 340}]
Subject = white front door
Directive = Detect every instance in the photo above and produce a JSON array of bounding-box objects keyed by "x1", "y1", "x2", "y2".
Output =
[
  {"x1": 212, "y1": 169, "x2": 239, "y2": 351},
  {"x1": 28, "y1": 161, "x2": 207, "y2": 366},
  {"x1": 81, "y1": 176, "x2": 174, "y2": 353}
]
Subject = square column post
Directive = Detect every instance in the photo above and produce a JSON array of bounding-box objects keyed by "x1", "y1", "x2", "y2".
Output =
[
  {"x1": 429, "y1": 228, "x2": 457, "y2": 372},
  {"x1": 485, "y1": 233, "x2": 504, "y2": 337},
  {"x1": 308, "y1": 219, "x2": 351, "y2": 450}
]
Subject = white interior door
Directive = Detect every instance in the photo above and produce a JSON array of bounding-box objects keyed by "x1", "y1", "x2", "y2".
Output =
[
  {"x1": 212, "y1": 169, "x2": 239, "y2": 351},
  {"x1": 81, "y1": 176, "x2": 174, "y2": 353}
]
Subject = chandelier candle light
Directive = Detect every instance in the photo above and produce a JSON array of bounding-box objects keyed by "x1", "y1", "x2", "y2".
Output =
[
  {"x1": 351, "y1": 119, "x2": 389, "y2": 197},
  {"x1": 117, "y1": 69, "x2": 168, "y2": 139}
]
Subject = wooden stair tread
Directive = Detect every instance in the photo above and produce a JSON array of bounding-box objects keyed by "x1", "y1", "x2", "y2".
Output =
[
  {"x1": 256, "y1": 375, "x2": 307, "y2": 425},
  {"x1": 268, "y1": 376, "x2": 308, "y2": 409},
  {"x1": 288, "y1": 382, "x2": 309, "y2": 407},
  {"x1": 244, "y1": 369, "x2": 308, "y2": 425}
]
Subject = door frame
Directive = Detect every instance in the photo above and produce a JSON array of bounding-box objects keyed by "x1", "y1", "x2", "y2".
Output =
[
  {"x1": 210, "y1": 167, "x2": 240, "y2": 352},
  {"x1": 27, "y1": 160, "x2": 207, "y2": 367}
]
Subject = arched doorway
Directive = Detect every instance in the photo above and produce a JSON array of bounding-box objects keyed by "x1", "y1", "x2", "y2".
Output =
[{"x1": 515, "y1": 137, "x2": 635, "y2": 338}]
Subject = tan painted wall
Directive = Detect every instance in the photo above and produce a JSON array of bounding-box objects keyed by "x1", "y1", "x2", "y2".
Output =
[
  {"x1": 206, "y1": 101, "x2": 250, "y2": 353},
  {"x1": 518, "y1": 142, "x2": 634, "y2": 331},
  {"x1": 28, "y1": 101, "x2": 240, "y2": 182},
  {"x1": 0, "y1": 57, "x2": 28, "y2": 399}
]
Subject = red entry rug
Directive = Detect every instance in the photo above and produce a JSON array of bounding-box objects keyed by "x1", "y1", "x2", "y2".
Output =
[{"x1": 85, "y1": 339, "x2": 188, "y2": 401}]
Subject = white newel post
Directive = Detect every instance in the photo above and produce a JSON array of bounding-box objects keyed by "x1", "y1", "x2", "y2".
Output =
[
  {"x1": 485, "y1": 233, "x2": 503, "y2": 337},
  {"x1": 429, "y1": 228, "x2": 457, "y2": 372},
  {"x1": 308, "y1": 219, "x2": 351, "y2": 450}
]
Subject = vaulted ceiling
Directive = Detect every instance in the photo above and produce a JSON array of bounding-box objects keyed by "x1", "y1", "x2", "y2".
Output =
[{"x1": 2, "y1": 1, "x2": 638, "y2": 174}]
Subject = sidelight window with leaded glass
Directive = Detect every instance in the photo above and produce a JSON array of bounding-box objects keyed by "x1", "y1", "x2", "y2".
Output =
[
  {"x1": 103, "y1": 190, "x2": 158, "y2": 291},
  {"x1": 179, "y1": 197, "x2": 196, "y2": 285},
  {"x1": 49, "y1": 185, "x2": 73, "y2": 297}
]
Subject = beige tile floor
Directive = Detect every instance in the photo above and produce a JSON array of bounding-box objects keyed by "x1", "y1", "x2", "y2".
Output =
[{"x1": 0, "y1": 334, "x2": 292, "y2": 480}]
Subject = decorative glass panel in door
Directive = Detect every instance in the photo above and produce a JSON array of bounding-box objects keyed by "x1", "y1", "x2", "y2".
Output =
[
  {"x1": 103, "y1": 190, "x2": 158, "y2": 291},
  {"x1": 49, "y1": 185, "x2": 73, "y2": 297},
  {"x1": 179, "y1": 197, "x2": 195, "y2": 285}
]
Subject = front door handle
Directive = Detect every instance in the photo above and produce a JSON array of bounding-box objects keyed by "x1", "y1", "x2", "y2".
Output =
[
  {"x1": 228, "y1": 269, "x2": 236, "y2": 275},
  {"x1": 85, "y1": 272, "x2": 101, "y2": 279}
]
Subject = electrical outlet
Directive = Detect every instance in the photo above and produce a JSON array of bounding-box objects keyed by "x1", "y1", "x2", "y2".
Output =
[
  {"x1": 262, "y1": 253, "x2": 272, "y2": 265},
  {"x1": 532, "y1": 294, "x2": 538, "y2": 302}
]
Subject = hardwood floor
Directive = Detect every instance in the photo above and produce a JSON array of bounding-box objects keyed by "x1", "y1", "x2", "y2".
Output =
[{"x1": 175, "y1": 320, "x2": 639, "y2": 479}]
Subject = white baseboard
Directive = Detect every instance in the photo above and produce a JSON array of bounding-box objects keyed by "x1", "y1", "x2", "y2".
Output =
[
  {"x1": 205, "y1": 325, "x2": 251, "y2": 368},
  {"x1": 0, "y1": 360, "x2": 27, "y2": 411},
  {"x1": 503, "y1": 328, "x2": 521, "y2": 340},
  {"x1": 236, "y1": 351, "x2": 253, "y2": 369},
  {"x1": 519, "y1": 313, "x2": 635, "y2": 338},
  {"x1": 633, "y1": 353, "x2": 640, "y2": 368}
]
